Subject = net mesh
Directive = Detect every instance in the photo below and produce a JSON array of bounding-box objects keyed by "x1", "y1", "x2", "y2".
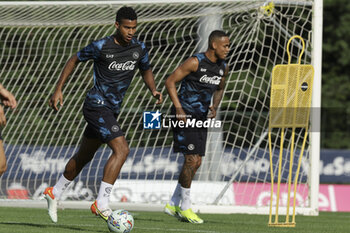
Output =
[{"x1": 0, "y1": 0, "x2": 316, "y2": 212}]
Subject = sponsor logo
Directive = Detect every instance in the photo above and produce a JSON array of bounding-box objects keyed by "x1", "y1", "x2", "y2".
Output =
[
  {"x1": 111, "y1": 125, "x2": 119, "y2": 132},
  {"x1": 301, "y1": 82, "x2": 308, "y2": 91},
  {"x1": 106, "y1": 187, "x2": 112, "y2": 194},
  {"x1": 200, "y1": 68, "x2": 207, "y2": 72},
  {"x1": 219, "y1": 69, "x2": 224, "y2": 76},
  {"x1": 320, "y1": 156, "x2": 350, "y2": 176},
  {"x1": 199, "y1": 75, "x2": 221, "y2": 85},
  {"x1": 104, "y1": 187, "x2": 112, "y2": 197},
  {"x1": 106, "y1": 54, "x2": 114, "y2": 58},
  {"x1": 133, "y1": 52, "x2": 139, "y2": 59},
  {"x1": 220, "y1": 154, "x2": 273, "y2": 177},
  {"x1": 188, "y1": 144, "x2": 195, "y2": 151},
  {"x1": 122, "y1": 154, "x2": 179, "y2": 174},
  {"x1": 143, "y1": 110, "x2": 161, "y2": 129},
  {"x1": 110, "y1": 180, "x2": 234, "y2": 205},
  {"x1": 108, "y1": 61, "x2": 136, "y2": 71},
  {"x1": 19, "y1": 150, "x2": 68, "y2": 174},
  {"x1": 97, "y1": 100, "x2": 105, "y2": 105}
]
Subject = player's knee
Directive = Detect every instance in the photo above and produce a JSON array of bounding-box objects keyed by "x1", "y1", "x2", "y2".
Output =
[
  {"x1": 123, "y1": 146, "x2": 130, "y2": 156},
  {"x1": 185, "y1": 154, "x2": 201, "y2": 169},
  {"x1": 110, "y1": 137, "x2": 130, "y2": 156},
  {"x1": 111, "y1": 145, "x2": 129, "y2": 162},
  {"x1": 120, "y1": 147, "x2": 130, "y2": 161},
  {"x1": 116, "y1": 144, "x2": 129, "y2": 156}
]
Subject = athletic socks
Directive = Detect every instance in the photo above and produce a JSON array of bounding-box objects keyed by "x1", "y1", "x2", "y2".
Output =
[
  {"x1": 96, "y1": 181, "x2": 113, "y2": 210},
  {"x1": 180, "y1": 186, "x2": 191, "y2": 211},
  {"x1": 169, "y1": 183, "x2": 192, "y2": 210},
  {"x1": 52, "y1": 174, "x2": 72, "y2": 199},
  {"x1": 169, "y1": 183, "x2": 182, "y2": 206}
]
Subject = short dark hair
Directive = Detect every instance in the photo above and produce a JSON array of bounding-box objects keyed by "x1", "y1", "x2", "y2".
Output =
[
  {"x1": 208, "y1": 30, "x2": 228, "y2": 49},
  {"x1": 116, "y1": 6, "x2": 137, "y2": 23}
]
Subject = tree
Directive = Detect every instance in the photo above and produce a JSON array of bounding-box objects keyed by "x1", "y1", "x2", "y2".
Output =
[{"x1": 322, "y1": 0, "x2": 350, "y2": 148}]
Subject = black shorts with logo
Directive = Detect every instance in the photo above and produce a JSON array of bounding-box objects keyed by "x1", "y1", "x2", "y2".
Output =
[
  {"x1": 82, "y1": 105, "x2": 124, "y2": 143},
  {"x1": 173, "y1": 125, "x2": 207, "y2": 156},
  {"x1": 171, "y1": 107, "x2": 208, "y2": 156}
]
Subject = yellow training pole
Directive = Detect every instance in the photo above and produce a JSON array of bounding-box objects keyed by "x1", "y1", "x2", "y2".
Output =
[
  {"x1": 268, "y1": 35, "x2": 313, "y2": 227},
  {"x1": 286, "y1": 128, "x2": 295, "y2": 223},
  {"x1": 292, "y1": 130, "x2": 309, "y2": 223},
  {"x1": 275, "y1": 128, "x2": 284, "y2": 223},
  {"x1": 268, "y1": 131, "x2": 274, "y2": 224}
]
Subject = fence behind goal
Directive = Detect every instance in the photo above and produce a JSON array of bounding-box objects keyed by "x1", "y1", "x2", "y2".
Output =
[{"x1": 0, "y1": 0, "x2": 321, "y2": 215}]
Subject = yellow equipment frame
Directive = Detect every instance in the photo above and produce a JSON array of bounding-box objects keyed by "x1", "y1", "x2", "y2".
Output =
[{"x1": 268, "y1": 35, "x2": 314, "y2": 227}]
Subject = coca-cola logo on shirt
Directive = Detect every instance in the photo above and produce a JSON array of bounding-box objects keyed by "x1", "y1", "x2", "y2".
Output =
[
  {"x1": 199, "y1": 75, "x2": 221, "y2": 85},
  {"x1": 108, "y1": 61, "x2": 136, "y2": 71}
]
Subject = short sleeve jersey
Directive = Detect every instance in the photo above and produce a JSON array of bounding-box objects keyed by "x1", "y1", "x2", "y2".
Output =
[
  {"x1": 178, "y1": 53, "x2": 226, "y2": 119},
  {"x1": 77, "y1": 36, "x2": 150, "y2": 114}
]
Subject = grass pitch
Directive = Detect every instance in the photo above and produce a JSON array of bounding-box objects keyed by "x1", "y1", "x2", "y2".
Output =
[{"x1": 0, "y1": 207, "x2": 349, "y2": 233}]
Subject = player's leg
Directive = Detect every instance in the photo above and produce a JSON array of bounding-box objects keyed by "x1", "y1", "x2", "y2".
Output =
[
  {"x1": 164, "y1": 183, "x2": 181, "y2": 217},
  {"x1": 167, "y1": 125, "x2": 206, "y2": 223},
  {"x1": 91, "y1": 136, "x2": 129, "y2": 221},
  {"x1": 176, "y1": 154, "x2": 204, "y2": 223},
  {"x1": 165, "y1": 120, "x2": 185, "y2": 217},
  {"x1": 103, "y1": 136, "x2": 129, "y2": 183},
  {"x1": 44, "y1": 134, "x2": 102, "y2": 223},
  {"x1": 0, "y1": 139, "x2": 7, "y2": 176},
  {"x1": 86, "y1": 106, "x2": 128, "y2": 221},
  {"x1": 64, "y1": 137, "x2": 103, "y2": 180},
  {"x1": 170, "y1": 154, "x2": 202, "y2": 212},
  {"x1": 178, "y1": 153, "x2": 202, "y2": 205}
]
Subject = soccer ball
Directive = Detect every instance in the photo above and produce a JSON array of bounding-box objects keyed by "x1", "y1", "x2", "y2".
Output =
[{"x1": 107, "y1": 209, "x2": 134, "y2": 233}]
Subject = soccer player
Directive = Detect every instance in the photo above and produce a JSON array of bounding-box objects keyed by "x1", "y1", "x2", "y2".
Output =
[
  {"x1": 0, "y1": 84, "x2": 17, "y2": 176},
  {"x1": 164, "y1": 30, "x2": 229, "y2": 224},
  {"x1": 44, "y1": 7, "x2": 162, "y2": 223}
]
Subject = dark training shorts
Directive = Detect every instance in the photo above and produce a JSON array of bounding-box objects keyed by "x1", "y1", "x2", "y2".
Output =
[
  {"x1": 172, "y1": 122, "x2": 208, "y2": 157},
  {"x1": 83, "y1": 105, "x2": 124, "y2": 143}
]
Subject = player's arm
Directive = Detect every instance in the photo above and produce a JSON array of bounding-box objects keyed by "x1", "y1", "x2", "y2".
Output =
[
  {"x1": 0, "y1": 105, "x2": 6, "y2": 127},
  {"x1": 49, "y1": 54, "x2": 80, "y2": 111},
  {"x1": 141, "y1": 69, "x2": 163, "y2": 104},
  {"x1": 208, "y1": 66, "x2": 228, "y2": 119},
  {"x1": 165, "y1": 57, "x2": 198, "y2": 122},
  {"x1": 0, "y1": 84, "x2": 17, "y2": 109}
]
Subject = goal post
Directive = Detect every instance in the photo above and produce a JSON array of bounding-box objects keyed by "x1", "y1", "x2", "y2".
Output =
[{"x1": 0, "y1": 0, "x2": 321, "y2": 215}]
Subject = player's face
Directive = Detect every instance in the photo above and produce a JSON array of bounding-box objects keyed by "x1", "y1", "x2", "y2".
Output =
[
  {"x1": 213, "y1": 36, "x2": 230, "y2": 60},
  {"x1": 115, "y1": 19, "x2": 137, "y2": 43}
]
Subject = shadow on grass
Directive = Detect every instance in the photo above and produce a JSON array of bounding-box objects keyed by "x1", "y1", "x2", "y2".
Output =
[
  {"x1": 134, "y1": 217, "x2": 167, "y2": 223},
  {"x1": 0, "y1": 222, "x2": 106, "y2": 232}
]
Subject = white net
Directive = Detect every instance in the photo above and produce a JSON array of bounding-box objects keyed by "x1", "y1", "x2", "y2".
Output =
[{"x1": 0, "y1": 0, "x2": 318, "y2": 214}]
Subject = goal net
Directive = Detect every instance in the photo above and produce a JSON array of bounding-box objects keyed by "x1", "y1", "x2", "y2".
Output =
[{"x1": 0, "y1": 0, "x2": 321, "y2": 215}]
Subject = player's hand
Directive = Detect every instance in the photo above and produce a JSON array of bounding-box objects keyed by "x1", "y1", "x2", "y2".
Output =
[
  {"x1": 208, "y1": 106, "x2": 217, "y2": 119},
  {"x1": 176, "y1": 107, "x2": 187, "y2": 123},
  {"x1": 152, "y1": 90, "x2": 163, "y2": 104},
  {"x1": 49, "y1": 90, "x2": 63, "y2": 111},
  {"x1": 0, "y1": 105, "x2": 6, "y2": 127},
  {"x1": 0, "y1": 89, "x2": 17, "y2": 109}
]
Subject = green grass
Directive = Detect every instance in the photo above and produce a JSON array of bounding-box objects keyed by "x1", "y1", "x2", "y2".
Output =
[{"x1": 0, "y1": 207, "x2": 349, "y2": 233}]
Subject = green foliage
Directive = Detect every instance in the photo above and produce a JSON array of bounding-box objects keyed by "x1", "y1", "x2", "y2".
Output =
[{"x1": 322, "y1": 0, "x2": 350, "y2": 148}]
